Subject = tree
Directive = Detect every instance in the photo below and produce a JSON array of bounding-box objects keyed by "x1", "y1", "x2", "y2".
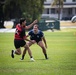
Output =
[
  {"x1": 18, "y1": 0, "x2": 45, "y2": 22},
  {"x1": 51, "y1": 0, "x2": 63, "y2": 20},
  {"x1": 3, "y1": 0, "x2": 45, "y2": 23},
  {"x1": 3, "y1": 0, "x2": 22, "y2": 20},
  {"x1": 0, "y1": 0, "x2": 5, "y2": 28}
]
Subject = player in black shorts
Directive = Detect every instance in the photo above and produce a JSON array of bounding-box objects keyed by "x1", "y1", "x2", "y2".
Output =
[
  {"x1": 11, "y1": 18, "x2": 37, "y2": 61},
  {"x1": 21, "y1": 24, "x2": 48, "y2": 60}
]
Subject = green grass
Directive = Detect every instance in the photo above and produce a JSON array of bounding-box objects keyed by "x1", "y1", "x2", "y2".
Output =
[{"x1": 0, "y1": 28, "x2": 76, "y2": 75}]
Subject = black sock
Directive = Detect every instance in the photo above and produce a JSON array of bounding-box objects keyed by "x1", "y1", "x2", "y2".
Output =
[
  {"x1": 30, "y1": 56, "x2": 33, "y2": 58},
  {"x1": 45, "y1": 54, "x2": 48, "y2": 59},
  {"x1": 22, "y1": 55, "x2": 25, "y2": 59}
]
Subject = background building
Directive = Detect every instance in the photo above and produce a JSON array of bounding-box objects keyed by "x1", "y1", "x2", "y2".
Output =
[{"x1": 42, "y1": 0, "x2": 76, "y2": 20}]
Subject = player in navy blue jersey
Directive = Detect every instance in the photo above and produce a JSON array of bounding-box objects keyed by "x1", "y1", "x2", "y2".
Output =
[
  {"x1": 21, "y1": 24, "x2": 48, "y2": 60},
  {"x1": 11, "y1": 18, "x2": 37, "y2": 61}
]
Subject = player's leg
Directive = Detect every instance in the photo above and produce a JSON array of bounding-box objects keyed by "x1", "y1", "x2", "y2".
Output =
[
  {"x1": 21, "y1": 42, "x2": 35, "y2": 61},
  {"x1": 11, "y1": 39, "x2": 24, "y2": 58},
  {"x1": 38, "y1": 41, "x2": 48, "y2": 59},
  {"x1": 15, "y1": 48, "x2": 21, "y2": 55},
  {"x1": 11, "y1": 48, "x2": 21, "y2": 58},
  {"x1": 21, "y1": 44, "x2": 28, "y2": 60},
  {"x1": 21, "y1": 43, "x2": 31, "y2": 60},
  {"x1": 27, "y1": 41, "x2": 34, "y2": 56},
  {"x1": 21, "y1": 42, "x2": 32, "y2": 59},
  {"x1": 25, "y1": 43, "x2": 35, "y2": 61}
]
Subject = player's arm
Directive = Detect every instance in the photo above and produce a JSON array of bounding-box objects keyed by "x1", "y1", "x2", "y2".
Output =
[
  {"x1": 26, "y1": 34, "x2": 29, "y2": 37},
  {"x1": 24, "y1": 36, "x2": 34, "y2": 43},
  {"x1": 42, "y1": 36, "x2": 47, "y2": 48},
  {"x1": 25, "y1": 19, "x2": 37, "y2": 30},
  {"x1": 25, "y1": 33, "x2": 36, "y2": 44}
]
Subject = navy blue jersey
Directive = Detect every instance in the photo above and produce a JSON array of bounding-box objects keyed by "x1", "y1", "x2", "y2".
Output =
[{"x1": 28, "y1": 30, "x2": 44, "y2": 43}]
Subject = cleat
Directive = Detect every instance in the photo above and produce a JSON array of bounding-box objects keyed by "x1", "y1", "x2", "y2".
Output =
[
  {"x1": 30, "y1": 58, "x2": 35, "y2": 62},
  {"x1": 46, "y1": 57, "x2": 48, "y2": 59},
  {"x1": 20, "y1": 58, "x2": 24, "y2": 60},
  {"x1": 11, "y1": 50, "x2": 14, "y2": 58},
  {"x1": 20, "y1": 55, "x2": 24, "y2": 60},
  {"x1": 45, "y1": 57, "x2": 48, "y2": 59}
]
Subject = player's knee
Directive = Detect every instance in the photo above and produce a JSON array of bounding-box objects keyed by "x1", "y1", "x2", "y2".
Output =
[{"x1": 25, "y1": 45, "x2": 29, "y2": 49}]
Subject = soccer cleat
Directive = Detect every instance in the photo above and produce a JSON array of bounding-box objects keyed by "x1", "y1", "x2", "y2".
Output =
[
  {"x1": 30, "y1": 58, "x2": 35, "y2": 62},
  {"x1": 11, "y1": 50, "x2": 14, "y2": 58},
  {"x1": 20, "y1": 58, "x2": 24, "y2": 60},
  {"x1": 20, "y1": 55, "x2": 25, "y2": 60},
  {"x1": 46, "y1": 57, "x2": 48, "y2": 59},
  {"x1": 45, "y1": 56, "x2": 48, "y2": 59}
]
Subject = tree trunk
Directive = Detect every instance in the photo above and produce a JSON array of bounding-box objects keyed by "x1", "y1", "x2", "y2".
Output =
[{"x1": 58, "y1": 0, "x2": 61, "y2": 20}]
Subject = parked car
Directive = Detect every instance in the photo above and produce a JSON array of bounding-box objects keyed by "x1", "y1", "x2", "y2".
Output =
[{"x1": 71, "y1": 15, "x2": 76, "y2": 23}]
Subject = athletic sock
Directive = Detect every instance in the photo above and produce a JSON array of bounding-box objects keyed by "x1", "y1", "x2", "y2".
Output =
[
  {"x1": 22, "y1": 55, "x2": 25, "y2": 60},
  {"x1": 45, "y1": 54, "x2": 48, "y2": 59},
  {"x1": 30, "y1": 56, "x2": 33, "y2": 58},
  {"x1": 13, "y1": 50, "x2": 15, "y2": 54}
]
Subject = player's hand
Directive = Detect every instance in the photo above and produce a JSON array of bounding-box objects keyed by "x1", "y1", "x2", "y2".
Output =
[
  {"x1": 32, "y1": 40, "x2": 36, "y2": 44},
  {"x1": 30, "y1": 40, "x2": 36, "y2": 44},
  {"x1": 33, "y1": 19, "x2": 38, "y2": 24}
]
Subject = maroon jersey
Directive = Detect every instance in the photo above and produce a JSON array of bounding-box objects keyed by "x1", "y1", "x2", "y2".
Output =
[{"x1": 14, "y1": 24, "x2": 26, "y2": 40}]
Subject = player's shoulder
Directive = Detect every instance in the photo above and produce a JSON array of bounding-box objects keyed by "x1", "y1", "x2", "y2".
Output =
[
  {"x1": 16, "y1": 24, "x2": 21, "y2": 29},
  {"x1": 29, "y1": 29, "x2": 33, "y2": 34},
  {"x1": 16, "y1": 24, "x2": 18, "y2": 27},
  {"x1": 16, "y1": 23, "x2": 20, "y2": 26},
  {"x1": 38, "y1": 30, "x2": 43, "y2": 33},
  {"x1": 29, "y1": 29, "x2": 33, "y2": 32}
]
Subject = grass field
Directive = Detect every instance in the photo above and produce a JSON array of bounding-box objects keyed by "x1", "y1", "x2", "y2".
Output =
[{"x1": 0, "y1": 28, "x2": 76, "y2": 75}]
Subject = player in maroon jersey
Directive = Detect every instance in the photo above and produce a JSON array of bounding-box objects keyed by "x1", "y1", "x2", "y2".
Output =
[{"x1": 11, "y1": 18, "x2": 37, "y2": 61}]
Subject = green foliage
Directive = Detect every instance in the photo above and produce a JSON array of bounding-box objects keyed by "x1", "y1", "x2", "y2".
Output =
[
  {"x1": 19, "y1": 0, "x2": 45, "y2": 22},
  {"x1": 3, "y1": 0, "x2": 22, "y2": 20},
  {"x1": 0, "y1": 29, "x2": 76, "y2": 75},
  {"x1": 51, "y1": 0, "x2": 63, "y2": 8},
  {"x1": 3, "y1": 0, "x2": 45, "y2": 22},
  {"x1": 51, "y1": 0, "x2": 64, "y2": 20}
]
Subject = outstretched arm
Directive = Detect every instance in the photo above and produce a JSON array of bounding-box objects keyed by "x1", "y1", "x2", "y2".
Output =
[
  {"x1": 25, "y1": 19, "x2": 37, "y2": 30},
  {"x1": 25, "y1": 34, "x2": 36, "y2": 44}
]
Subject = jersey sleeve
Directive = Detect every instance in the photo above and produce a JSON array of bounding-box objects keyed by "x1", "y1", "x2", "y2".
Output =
[{"x1": 28, "y1": 30, "x2": 32, "y2": 35}]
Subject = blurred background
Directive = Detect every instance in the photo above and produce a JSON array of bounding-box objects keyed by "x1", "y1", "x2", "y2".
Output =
[{"x1": 0, "y1": 0, "x2": 76, "y2": 31}]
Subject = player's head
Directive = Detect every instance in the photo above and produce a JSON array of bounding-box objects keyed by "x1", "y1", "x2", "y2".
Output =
[
  {"x1": 33, "y1": 24, "x2": 38, "y2": 32},
  {"x1": 20, "y1": 18, "x2": 26, "y2": 26}
]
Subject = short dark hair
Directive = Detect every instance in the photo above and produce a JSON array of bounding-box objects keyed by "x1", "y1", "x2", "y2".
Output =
[
  {"x1": 20, "y1": 18, "x2": 26, "y2": 24},
  {"x1": 33, "y1": 24, "x2": 39, "y2": 28}
]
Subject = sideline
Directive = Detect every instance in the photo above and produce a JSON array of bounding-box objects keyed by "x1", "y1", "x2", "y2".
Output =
[
  {"x1": 0, "y1": 28, "x2": 15, "y2": 33},
  {"x1": 0, "y1": 26, "x2": 76, "y2": 33}
]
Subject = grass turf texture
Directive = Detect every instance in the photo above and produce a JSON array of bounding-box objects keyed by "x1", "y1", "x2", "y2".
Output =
[{"x1": 0, "y1": 28, "x2": 76, "y2": 75}]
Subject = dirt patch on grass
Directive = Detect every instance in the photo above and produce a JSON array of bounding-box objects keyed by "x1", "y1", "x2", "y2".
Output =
[{"x1": 60, "y1": 21, "x2": 76, "y2": 26}]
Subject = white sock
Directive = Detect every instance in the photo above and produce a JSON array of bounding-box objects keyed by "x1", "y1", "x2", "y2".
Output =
[{"x1": 13, "y1": 50, "x2": 15, "y2": 54}]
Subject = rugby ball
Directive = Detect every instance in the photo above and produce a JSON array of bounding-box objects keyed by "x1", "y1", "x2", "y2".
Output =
[{"x1": 71, "y1": 15, "x2": 76, "y2": 23}]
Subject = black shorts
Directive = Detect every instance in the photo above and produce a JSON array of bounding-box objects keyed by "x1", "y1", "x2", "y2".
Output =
[
  {"x1": 14, "y1": 39, "x2": 26, "y2": 49},
  {"x1": 35, "y1": 40, "x2": 41, "y2": 43},
  {"x1": 34, "y1": 39, "x2": 42, "y2": 43}
]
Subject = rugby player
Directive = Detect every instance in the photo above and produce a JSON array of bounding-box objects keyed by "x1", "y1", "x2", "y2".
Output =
[
  {"x1": 21, "y1": 24, "x2": 48, "y2": 60},
  {"x1": 11, "y1": 18, "x2": 37, "y2": 61}
]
